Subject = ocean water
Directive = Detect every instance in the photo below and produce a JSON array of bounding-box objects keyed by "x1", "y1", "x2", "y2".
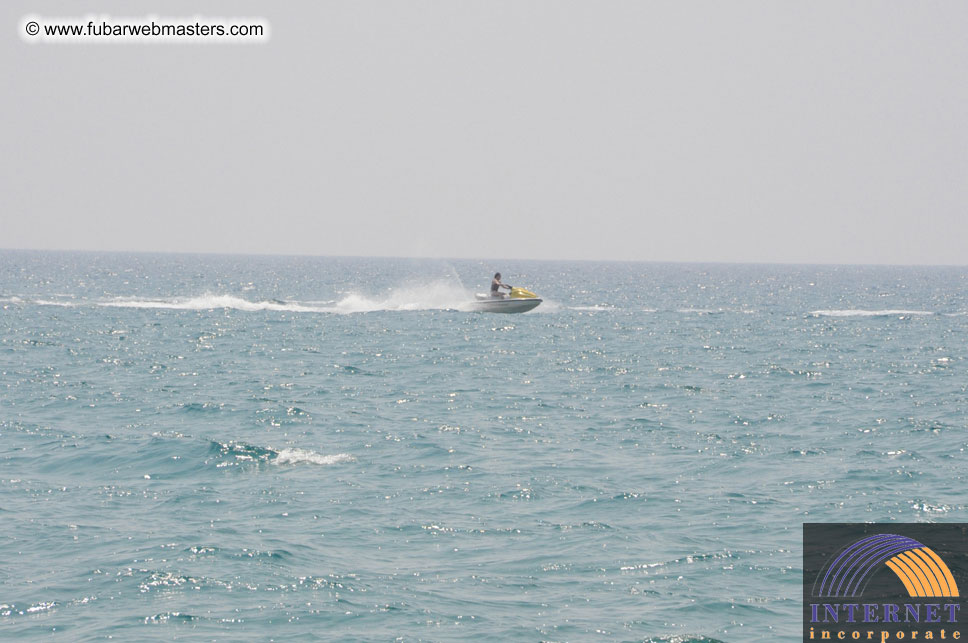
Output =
[{"x1": 2, "y1": 250, "x2": 968, "y2": 641}]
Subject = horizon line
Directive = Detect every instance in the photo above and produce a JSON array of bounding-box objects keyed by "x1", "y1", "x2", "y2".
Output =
[{"x1": 1, "y1": 246, "x2": 967, "y2": 269}]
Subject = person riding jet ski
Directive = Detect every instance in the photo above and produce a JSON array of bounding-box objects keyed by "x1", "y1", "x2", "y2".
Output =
[
  {"x1": 491, "y1": 273, "x2": 512, "y2": 298},
  {"x1": 473, "y1": 275, "x2": 542, "y2": 313}
]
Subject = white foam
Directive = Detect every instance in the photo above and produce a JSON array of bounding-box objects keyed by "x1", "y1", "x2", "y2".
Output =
[
  {"x1": 328, "y1": 281, "x2": 473, "y2": 313},
  {"x1": 809, "y1": 309, "x2": 933, "y2": 318},
  {"x1": 99, "y1": 294, "x2": 332, "y2": 313},
  {"x1": 274, "y1": 449, "x2": 354, "y2": 466},
  {"x1": 569, "y1": 305, "x2": 613, "y2": 311},
  {"x1": 96, "y1": 281, "x2": 474, "y2": 314}
]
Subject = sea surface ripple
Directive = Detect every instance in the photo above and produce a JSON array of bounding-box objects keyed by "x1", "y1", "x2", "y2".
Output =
[{"x1": 2, "y1": 251, "x2": 968, "y2": 641}]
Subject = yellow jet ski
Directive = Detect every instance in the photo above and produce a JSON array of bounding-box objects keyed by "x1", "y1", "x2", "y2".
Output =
[{"x1": 472, "y1": 287, "x2": 542, "y2": 313}]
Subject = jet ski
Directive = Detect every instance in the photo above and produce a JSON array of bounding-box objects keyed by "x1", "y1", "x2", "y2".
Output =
[{"x1": 471, "y1": 287, "x2": 542, "y2": 313}]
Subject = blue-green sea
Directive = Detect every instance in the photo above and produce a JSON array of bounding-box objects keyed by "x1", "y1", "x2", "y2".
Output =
[{"x1": 2, "y1": 250, "x2": 968, "y2": 641}]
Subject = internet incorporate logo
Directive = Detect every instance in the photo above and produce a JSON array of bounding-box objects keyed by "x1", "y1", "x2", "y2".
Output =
[
  {"x1": 815, "y1": 534, "x2": 959, "y2": 599},
  {"x1": 803, "y1": 524, "x2": 966, "y2": 642}
]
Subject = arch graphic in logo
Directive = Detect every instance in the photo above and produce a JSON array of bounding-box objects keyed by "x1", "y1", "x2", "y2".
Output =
[{"x1": 815, "y1": 533, "x2": 960, "y2": 599}]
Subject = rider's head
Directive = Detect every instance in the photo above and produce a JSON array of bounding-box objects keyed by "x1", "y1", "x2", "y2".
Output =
[{"x1": 494, "y1": 273, "x2": 501, "y2": 280}]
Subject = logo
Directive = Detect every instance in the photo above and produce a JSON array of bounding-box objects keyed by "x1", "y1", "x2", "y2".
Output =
[
  {"x1": 804, "y1": 524, "x2": 968, "y2": 642},
  {"x1": 816, "y1": 533, "x2": 959, "y2": 599}
]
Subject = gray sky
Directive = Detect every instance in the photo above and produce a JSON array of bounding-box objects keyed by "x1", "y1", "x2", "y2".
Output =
[{"x1": 3, "y1": 2, "x2": 967, "y2": 264}]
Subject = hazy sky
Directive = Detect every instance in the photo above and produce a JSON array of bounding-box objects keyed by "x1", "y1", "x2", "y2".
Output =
[{"x1": 3, "y1": 2, "x2": 967, "y2": 264}]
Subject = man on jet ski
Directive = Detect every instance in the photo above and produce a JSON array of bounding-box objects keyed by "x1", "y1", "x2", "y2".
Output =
[{"x1": 491, "y1": 273, "x2": 512, "y2": 298}]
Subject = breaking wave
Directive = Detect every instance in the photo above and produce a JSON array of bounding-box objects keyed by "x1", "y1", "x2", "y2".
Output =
[
  {"x1": 211, "y1": 441, "x2": 354, "y2": 467},
  {"x1": 808, "y1": 309, "x2": 934, "y2": 318},
  {"x1": 274, "y1": 449, "x2": 355, "y2": 466},
  {"x1": 95, "y1": 281, "x2": 475, "y2": 314},
  {"x1": 326, "y1": 281, "x2": 473, "y2": 313},
  {"x1": 100, "y1": 294, "x2": 330, "y2": 313}
]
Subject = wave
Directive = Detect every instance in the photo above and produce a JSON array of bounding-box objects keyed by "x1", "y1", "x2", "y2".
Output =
[
  {"x1": 210, "y1": 440, "x2": 353, "y2": 467},
  {"x1": 100, "y1": 294, "x2": 334, "y2": 313},
  {"x1": 327, "y1": 281, "x2": 473, "y2": 313},
  {"x1": 2, "y1": 296, "x2": 77, "y2": 307},
  {"x1": 95, "y1": 281, "x2": 475, "y2": 314},
  {"x1": 809, "y1": 309, "x2": 933, "y2": 318},
  {"x1": 274, "y1": 448, "x2": 354, "y2": 466},
  {"x1": 568, "y1": 305, "x2": 611, "y2": 311},
  {"x1": 530, "y1": 299, "x2": 561, "y2": 313}
]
